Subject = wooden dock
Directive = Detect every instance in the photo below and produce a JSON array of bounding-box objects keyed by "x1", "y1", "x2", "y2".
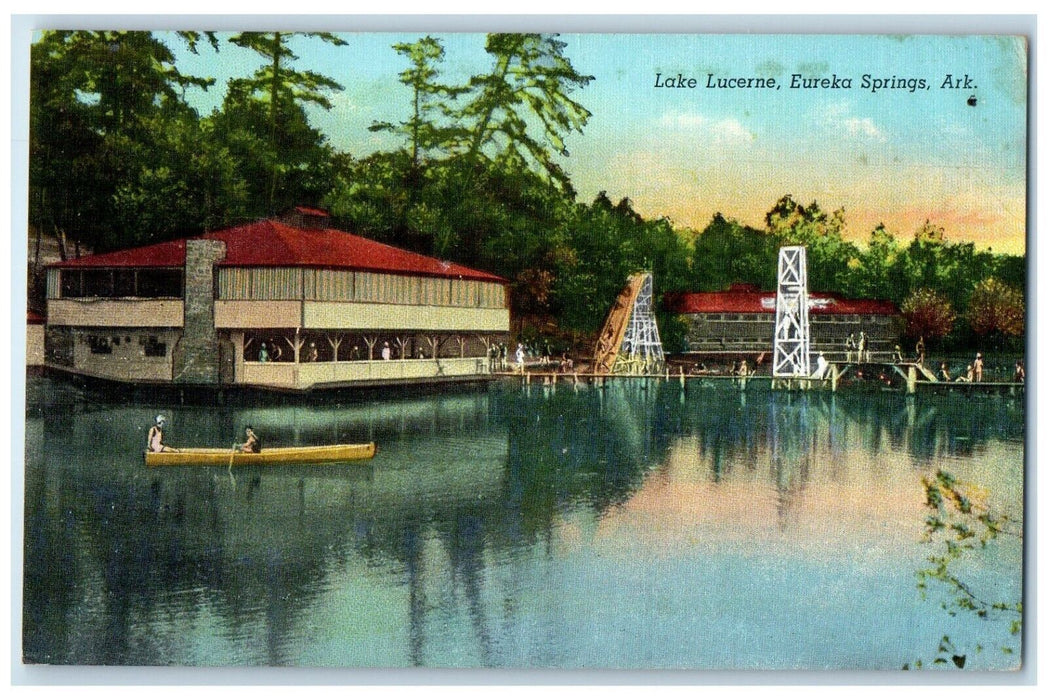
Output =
[{"x1": 497, "y1": 362, "x2": 1024, "y2": 396}]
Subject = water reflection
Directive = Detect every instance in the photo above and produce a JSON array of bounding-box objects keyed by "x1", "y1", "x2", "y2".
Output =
[{"x1": 23, "y1": 378, "x2": 1023, "y2": 667}]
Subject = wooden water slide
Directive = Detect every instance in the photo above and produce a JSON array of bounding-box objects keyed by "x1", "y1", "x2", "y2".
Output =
[{"x1": 591, "y1": 274, "x2": 646, "y2": 374}]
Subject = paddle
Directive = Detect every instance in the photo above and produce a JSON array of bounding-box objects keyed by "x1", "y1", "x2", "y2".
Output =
[{"x1": 228, "y1": 441, "x2": 239, "y2": 486}]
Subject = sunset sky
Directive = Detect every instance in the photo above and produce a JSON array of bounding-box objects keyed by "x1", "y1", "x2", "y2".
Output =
[{"x1": 170, "y1": 32, "x2": 1028, "y2": 254}]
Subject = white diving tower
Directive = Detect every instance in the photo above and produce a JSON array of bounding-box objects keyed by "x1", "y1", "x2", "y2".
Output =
[{"x1": 772, "y1": 246, "x2": 811, "y2": 378}]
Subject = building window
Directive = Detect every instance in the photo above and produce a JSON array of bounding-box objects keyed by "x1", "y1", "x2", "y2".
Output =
[
  {"x1": 82, "y1": 270, "x2": 114, "y2": 297},
  {"x1": 60, "y1": 271, "x2": 83, "y2": 297},
  {"x1": 59, "y1": 268, "x2": 183, "y2": 298},
  {"x1": 133, "y1": 269, "x2": 183, "y2": 297},
  {"x1": 141, "y1": 336, "x2": 167, "y2": 357},
  {"x1": 86, "y1": 335, "x2": 112, "y2": 354},
  {"x1": 114, "y1": 270, "x2": 136, "y2": 297}
]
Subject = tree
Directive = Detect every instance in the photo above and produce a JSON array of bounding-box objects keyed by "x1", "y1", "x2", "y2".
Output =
[
  {"x1": 691, "y1": 213, "x2": 780, "y2": 292},
  {"x1": 369, "y1": 36, "x2": 466, "y2": 169},
  {"x1": 223, "y1": 32, "x2": 347, "y2": 213},
  {"x1": 324, "y1": 152, "x2": 413, "y2": 243},
  {"x1": 764, "y1": 194, "x2": 859, "y2": 294},
  {"x1": 29, "y1": 31, "x2": 217, "y2": 252},
  {"x1": 993, "y1": 254, "x2": 1026, "y2": 293},
  {"x1": 900, "y1": 288, "x2": 956, "y2": 343},
  {"x1": 332, "y1": 36, "x2": 474, "y2": 257},
  {"x1": 456, "y1": 33, "x2": 594, "y2": 192},
  {"x1": 852, "y1": 224, "x2": 907, "y2": 302},
  {"x1": 765, "y1": 194, "x2": 845, "y2": 242},
  {"x1": 552, "y1": 193, "x2": 689, "y2": 335},
  {"x1": 328, "y1": 33, "x2": 596, "y2": 319},
  {"x1": 900, "y1": 230, "x2": 996, "y2": 318},
  {"x1": 914, "y1": 219, "x2": 946, "y2": 244},
  {"x1": 111, "y1": 114, "x2": 249, "y2": 242},
  {"x1": 967, "y1": 278, "x2": 1025, "y2": 348}
]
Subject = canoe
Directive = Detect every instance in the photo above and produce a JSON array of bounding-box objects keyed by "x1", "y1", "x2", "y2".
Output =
[{"x1": 144, "y1": 442, "x2": 376, "y2": 467}]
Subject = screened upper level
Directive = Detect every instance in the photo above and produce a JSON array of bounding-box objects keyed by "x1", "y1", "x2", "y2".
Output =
[
  {"x1": 216, "y1": 267, "x2": 507, "y2": 309},
  {"x1": 47, "y1": 268, "x2": 184, "y2": 299},
  {"x1": 46, "y1": 264, "x2": 508, "y2": 310}
]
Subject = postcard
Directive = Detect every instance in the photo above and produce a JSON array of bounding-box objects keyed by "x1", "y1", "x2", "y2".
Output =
[{"x1": 19, "y1": 24, "x2": 1027, "y2": 674}]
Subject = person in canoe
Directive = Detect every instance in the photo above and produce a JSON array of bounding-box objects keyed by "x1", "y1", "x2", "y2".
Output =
[
  {"x1": 238, "y1": 426, "x2": 261, "y2": 453},
  {"x1": 147, "y1": 415, "x2": 178, "y2": 453}
]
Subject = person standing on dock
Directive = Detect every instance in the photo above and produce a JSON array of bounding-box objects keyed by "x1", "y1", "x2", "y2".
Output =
[
  {"x1": 560, "y1": 352, "x2": 574, "y2": 372},
  {"x1": 381, "y1": 342, "x2": 392, "y2": 361},
  {"x1": 515, "y1": 343, "x2": 526, "y2": 371},
  {"x1": 812, "y1": 352, "x2": 828, "y2": 379},
  {"x1": 845, "y1": 333, "x2": 856, "y2": 363},
  {"x1": 1014, "y1": 360, "x2": 1025, "y2": 383},
  {"x1": 258, "y1": 342, "x2": 269, "y2": 363},
  {"x1": 858, "y1": 331, "x2": 868, "y2": 363},
  {"x1": 973, "y1": 353, "x2": 984, "y2": 382},
  {"x1": 499, "y1": 343, "x2": 507, "y2": 370}
]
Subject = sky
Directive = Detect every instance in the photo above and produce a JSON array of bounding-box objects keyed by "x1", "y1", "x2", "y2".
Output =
[{"x1": 167, "y1": 32, "x2": 1026, "y2": 254}]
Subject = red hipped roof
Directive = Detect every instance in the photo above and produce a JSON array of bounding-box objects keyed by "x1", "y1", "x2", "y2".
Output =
[
  {"x1": 665, "y1": 283, "x2": 898, "y2": 316},
  {"x1": 50, "y1": 219, "x2": 506, "y2": 284}
]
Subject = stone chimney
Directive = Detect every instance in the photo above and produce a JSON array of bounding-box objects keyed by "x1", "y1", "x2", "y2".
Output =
[{"x1": 173, "y1": 239, "x2": 226, "y2": 384}]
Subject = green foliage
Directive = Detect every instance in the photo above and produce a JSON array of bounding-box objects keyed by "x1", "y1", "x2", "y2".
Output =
[
  {"x1": 903, "y1": 635, "x2": 967, "y2": 669},
  {"x1": 226, "y1": 32, "x2": 346, "y2": 110},
  {"x1": 457, "y1": 33, "x2": 594, "y2": 192},
  {"x1": 29, "y1": 30, "x2": 218, "y2": 252},
  {"x1": 112, "y1": 115, "x2": 250, "y2": 242},
  {"x1": 909, "y1": 470, "x2": 1023, "y2": 669},
  {"x1": 765, "y1": 194, "x2": 861, "y2": 293},
  {"x1": 324, "y1": 151, "x2": 412, "y2": 243},
  {"x1": 993, "y1": 254, "x2": 1026, "y2": 291},
  {"x1": 850, "y1": 224, "x2": 906, "y2": 301},
  {"x1": 221, "y1": 32, "x2": 346, "y2": 214},
  {"x1": 369, "y1": 36, "x2": 467, "y2": 167},
  {"x1": 690, "y1": 213, "x2": 780, "y2": 291},
  {"x1": 552, "y1": 194, "x2": 690, "y2": 334}
]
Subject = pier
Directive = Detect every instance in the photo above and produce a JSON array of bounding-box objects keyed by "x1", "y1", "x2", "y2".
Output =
[{"x1": 499, "y1": 360, "x2": 1024, "y2": 396}]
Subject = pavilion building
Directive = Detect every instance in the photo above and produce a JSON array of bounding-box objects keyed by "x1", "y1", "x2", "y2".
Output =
[
  {"x1": 664, "y1": 283, "x2": 903, "y2": 361},
  {"x1": 44, "y1": 208, "x2": 510, "y2": 390}
]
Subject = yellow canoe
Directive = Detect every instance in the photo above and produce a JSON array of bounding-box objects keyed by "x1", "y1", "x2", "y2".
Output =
[{"x1": 144, "y1": 443, "x2": 376, "y2": 467}]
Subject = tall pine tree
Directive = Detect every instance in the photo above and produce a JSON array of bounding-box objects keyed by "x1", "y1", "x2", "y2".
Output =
[{"x1": 220, "y1": 32, "x2": 347, "y2": 214}]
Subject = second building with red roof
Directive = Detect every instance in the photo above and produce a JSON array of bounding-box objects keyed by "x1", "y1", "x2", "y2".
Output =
[{"x1": 663, "y1": 283, "x2": 903, "y2": 361}]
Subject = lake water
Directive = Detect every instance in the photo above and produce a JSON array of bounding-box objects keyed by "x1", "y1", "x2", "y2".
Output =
[{"x1": 22, "y1": 376, "x2": 1024, "y2": 670}]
